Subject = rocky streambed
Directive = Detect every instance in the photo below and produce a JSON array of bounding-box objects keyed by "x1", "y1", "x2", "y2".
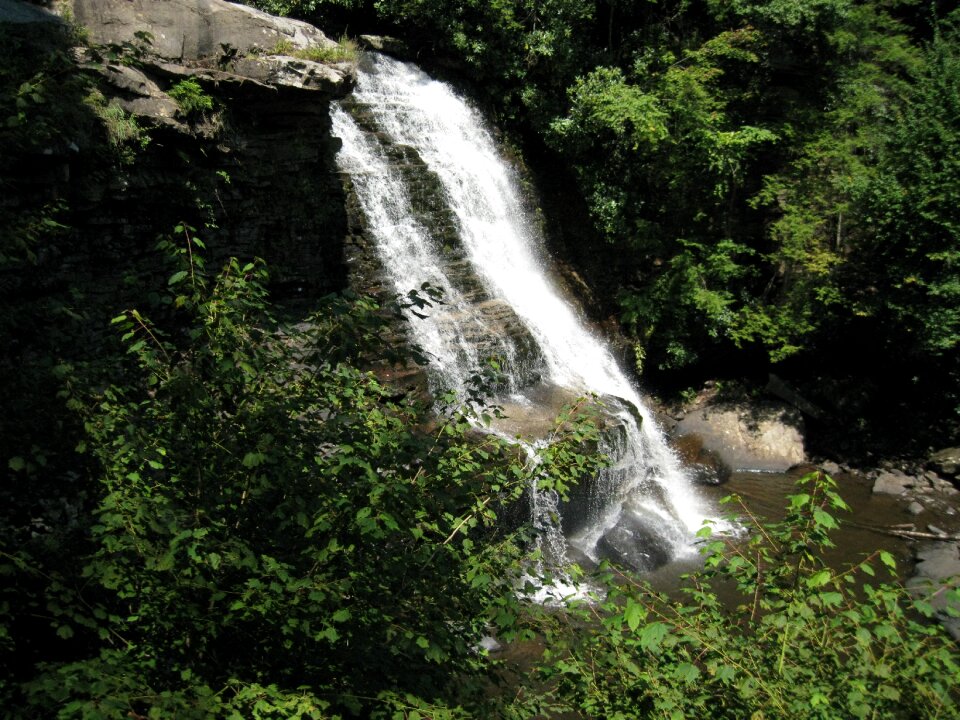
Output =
[{"x1": 661, "y1": 388, "x2": 960, "y2": 640}]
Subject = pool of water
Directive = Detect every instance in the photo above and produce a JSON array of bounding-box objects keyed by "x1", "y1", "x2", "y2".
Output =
[{"x1": 645, "y1": 467, "x2": 959, "y2": 593}]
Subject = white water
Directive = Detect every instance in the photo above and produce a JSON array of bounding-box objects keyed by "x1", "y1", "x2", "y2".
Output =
[{"x1": 333, "y1": 53, "x2": 711, "y2": 573}]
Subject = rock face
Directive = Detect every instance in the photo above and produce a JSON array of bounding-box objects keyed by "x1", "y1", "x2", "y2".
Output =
[
  {"x1": 70, "y1": 0, "x2": 338, "y2": 63},
  {"x1": 4, "y1": 0, "x2": 357, "y2": 317},
  {"x1": 0, "y1": 0, "x2": 60, "y2": 23},
  {"x1": 673, "y1": 402, "x2": 806, "y2": 473}
]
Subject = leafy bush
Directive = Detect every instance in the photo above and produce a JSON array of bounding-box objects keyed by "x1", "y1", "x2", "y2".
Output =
[
  {"x1": 8, "y1": 228, "x2": 605, "y2": 718},
  {"x1": 168, "y1": 78, "x2": 214, "y2": 120},
  {"x1": 533, "y1": 472, "x2": 960, "y2": 719}
]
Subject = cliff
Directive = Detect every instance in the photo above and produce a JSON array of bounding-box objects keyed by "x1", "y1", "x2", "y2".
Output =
[{"x1": 2, "y1": 0, "x2": 357, "y2": 313}]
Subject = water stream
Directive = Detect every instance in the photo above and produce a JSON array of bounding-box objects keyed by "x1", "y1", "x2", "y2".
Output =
[{"x1": 332, "y1": 53, "x2": 713, "y2": 584}]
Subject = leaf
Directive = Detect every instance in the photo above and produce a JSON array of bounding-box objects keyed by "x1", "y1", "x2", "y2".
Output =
[
  {"x1": 624, "y1": 599, "x2": 644, "y2": 632},
  {"x1": 8, "y1": 457, "x2": 26, "y2": 472},
  {"x1": 806, "y1": 570, "x2": 831, "y2": 588},
  {"x1": 638, "y1": 621, "x2": 670, "y2": 652},
  {"x1": 878, "y1": 551, "x2": 896, "y2": 571},
  {"x1": 812, "y1": 507, "x2": 838, "y2": 529},
  {"x1": 168, "y1": 270, "x2": 188, "y2": 285},
  {"x1": 817, "y1": 591, "x2": 843, "y2": 607},
  {"x1": 242, "y1": 452, "x2": 265, "y2": 468},
  {"x1": 674, "y1": 662, "x2": 701, "y2": 683}
]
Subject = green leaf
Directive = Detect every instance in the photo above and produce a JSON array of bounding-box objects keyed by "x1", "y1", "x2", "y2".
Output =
[
  {"x1": 674, "y1": 662, "x2": 701, "y2": 683},
  {"x1": 638, "y1": 621, "x2": 670, "y2": 652},
  {"x1": 812, "y1": 507, "x2": 838, "y2": 529},
  {"x1": 168, "y1": 270, "x2": 188, "y2": 285},
  {"x1": 242, "y1": 452, "x2": 266, "y2": 468},
  {"x1": 807, "y1": 569, "x2": 832, "y2": 588},
  {"x1": 8, "y1": 456, "x2": 26, "y2": 472},
  {"x1": 624, "y1": 598, "x2": 644, "y2": 632}
]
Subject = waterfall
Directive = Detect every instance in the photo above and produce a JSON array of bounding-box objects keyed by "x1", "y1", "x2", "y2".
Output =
[{"x1": 333, "y1": 53, "x2": 711, "y2": 577}]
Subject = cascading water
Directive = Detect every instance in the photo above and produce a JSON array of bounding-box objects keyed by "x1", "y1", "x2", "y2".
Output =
[{"x1": 333, "y1": 53, "x2": 712, "y2": 579}]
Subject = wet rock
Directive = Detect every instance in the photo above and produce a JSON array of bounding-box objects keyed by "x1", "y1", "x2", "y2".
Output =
[
  {"x1": 872, "y1": 470, "x2": 915, "y2": 496},
  {"x1": 671, "y1": 434, "x2": 731, "y2": 486},
  {"x1": 359, "y1": 34, "x2": 411, "y2": 58},
  {"x1": 927, "y1": 524, "x2": 948, "y2": 537},
  {"x1": 907, "y1": 542, "x2": 960, "y2": 641},
  {"x1": 906, "y1": 501, "x2": 925, "y2": 516},
  {"x1": 596, "y1": 512, "x2": 672, "y2": 572},
  {"x1": 672, "y1": 401, "x2": 805, "y2": 473},
  {"x1": 821, "y1": 460, "x2": 842, "y2": 476}
]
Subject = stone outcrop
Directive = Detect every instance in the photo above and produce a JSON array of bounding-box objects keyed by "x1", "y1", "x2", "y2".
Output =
[
  {"x1": 69, "y1": 0, "x2": 339, "y2": 63},
  {"x1": 358, "y1": 34, "x2": 411, "y2": 59},
  {"x1": 0, "y1": 0, "x2": 60, "y2": 23},
  {"x1": 3, "y1": 0, "x2": 358, "y2": 314},
  {"x1": 672, "y1": 402, "x2": 806, "y2": 473}
]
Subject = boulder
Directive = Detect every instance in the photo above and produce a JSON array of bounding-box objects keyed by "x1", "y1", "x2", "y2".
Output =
[
  {"x1": 673, "y1": 402, "x2": 805, "y2": 473},
  {"x1": 596, "y1": 511, "x2": 673, "y2": 572},
  {"x1": 872, "y1": 470, "x2": 915, "y2": 496},
  {"x1": 359, "y1": 34, "x2": 411, "y2": 58},
  {"x1": 821, "y1": 460, "x2": 841, "y2": 476},
  {"x1": 63, "y1": 0, "x2": 353, "y2": 98},
  {"x1": 929, "y1": 447, "x2": 960, "y2": 479},
  {"x1": 98, "y1": 63, "x2": 183, "y2": 128},
  {"x1": 907, "y1": 542, "x2": 960, "y2": 641},
  {"x1": 671, "y1": 433, "x2": 731, "y2": 485},
  {"x1": 68, "y1": 0, "x2": 337, "y2": 62}
]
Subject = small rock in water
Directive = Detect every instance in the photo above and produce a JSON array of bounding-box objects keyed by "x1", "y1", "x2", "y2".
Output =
[
  {"x1": 872, "y1": 471, "x2": 914, "y2": 495},
  {"x1": 821, "y1": 461, "x2": 841, "y2": 476},
  {"x1": 927, "y1": 524, "x2": 948, "y2": 536},
  {"x1": 906, "y1": 501, "x2": 925, "y2": 516}
]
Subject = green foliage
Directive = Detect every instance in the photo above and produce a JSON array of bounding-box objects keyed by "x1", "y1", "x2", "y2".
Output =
[
  {"x1": 374, "y1": 0, "x2": 596, "y2": 123},
  {"x1": 168, "y1": 78, "x2": 215, "y2": 120},
  {"x1": 244, "y1": 0, "x2": 363, "y2": 17},
  {"x1": 269, "y1": 36, "x2": 360, "y2": 64},
  {"x1": 548, "y1": 24, "x2": 777, "y2": 369},
  {"x1": 7, "y1": 231, "x2": 605, "y2": 717},
  {"x1": 533, "y1": 472, "x2": 960, "y2": 719},
  {"x1": 83, "y1": 89, "x2": 151, "y2": 162},
  {"x1": 853, "y1": 12, "x2": 960, "y2": 355}
]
